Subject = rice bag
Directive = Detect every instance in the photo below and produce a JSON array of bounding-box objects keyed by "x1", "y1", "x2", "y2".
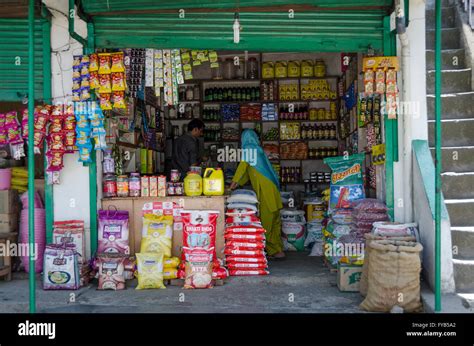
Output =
[
  {"x1": 163, "y1": 268, "x2": 178, "y2": 280},
  {"x1": 140, "y1": 214, "x2": 173, "y2": 257},
  {"x1": 229, "y1": 269, "x2": 269, "y2": 276},
  {"x1": 226, "y1": 256, "x2": 267, "y2": 264},
  {"x1": 351, "y1": 198, "x2": 388, "y2": 213},
  {"x1": 225, "y1": 241, "x2": 266, "y2": 250},
  {"x1": 98, "y1": 209, "x2": 130, "y2": 254},
  {"x1": 97, "y1": 254, "x2": 126, "y2": 290},
  {"x1": 136, "y1": 252, "x2": 166, "y2": 290},
  {"x1": 225, "y1": 223, "x2": 265, "y2": 234},
  {"x1": 43, "y1": 244, "x2": 80, "y2": 290},
  {"x1": 281, "y1": 222, "x2": 306, "y2": 251},
  {"x1": 163, "y1": 256, "x2": 181, "y2": 268},
  {"x1": 181, "y1": 210, "x2": 219, "y2": 260},
  {"x1": 225, "y1": 215, "x2": 261, "y2": 224},
  {"x1": 324, "y1": 153, "x2": 366, "y2": 211},
  {"x1": 52, "y1": 220, "x2": 85, "y2": 263},
  {"x1": 224, "y1": 248, "x2": 265, "y2": 257},
  {"x1": 226, "y1": 208, "x2": 257, "y2": 216},
  {"x1": 183, "y1": 247, "x2": 214, "y2": 289},
  {"x1": 224, "y1": 233, "x2": 265, "y2": 242}
]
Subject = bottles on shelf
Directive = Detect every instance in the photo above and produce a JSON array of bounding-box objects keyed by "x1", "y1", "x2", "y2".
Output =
[
  {"x1": 204, "y1": 87, "x2": 260, "y2": 102},
  {"x1": 300, "y1": 124, "x2": 337, "y2": 140},
  {"x1": 308, "y1": 147, "x2": 338, "y2": 159},
  {"x1": 204, "y1": 126, "x2": 221, "y2": 141},
  {"x1": 202, "y1": 107, "x2": 220, "y2": 121},
  {"x1": 280, "y1": 166, "x2": 301, "y2": 184},
  {"x1": 279, "y1": 104, "x2": 309, "y2": 120}
]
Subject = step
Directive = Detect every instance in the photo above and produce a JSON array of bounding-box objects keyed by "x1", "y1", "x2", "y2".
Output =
[
  {"x1": 426, "y1": 28, "x2": 460, "y2": 50},
  {"x1": 445, "y1": 199, "x2": 474, "y2": 227},
  {"x1": 452, "y1": 259, "x2": 474, "y2": 293},
  {"x1": 427, "y1": 68, "x2": 472, "y2": 93},
  {"x1": 441, "y1": 172, "x2": 474, "y2": 199},
  {"x1": 430, "y1": 147, "x2": 474, "y2": 173},
  {"x1": 427, "y1": 92, "x2": 474, "y2": 119},
  {"x1": 451, "y1": 227, "x2": 474, "y2": 260},
  {"x1": 426, "y1": 7, "x2": 455, "y2": 29},
  {"x1": 428, "y1": 119, "x2": 474, "y2": 146},
  {"x1": 426, "y1": 49, "x2": 466, "y2": 70}
]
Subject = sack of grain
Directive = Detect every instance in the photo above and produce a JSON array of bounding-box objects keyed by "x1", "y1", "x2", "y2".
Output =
[
  {"x1": 360, "y1": 240, "x2": 423, "y2": 312},
  {"x1": 359, "y1": 234, "x2": 416, "y2": 296}
]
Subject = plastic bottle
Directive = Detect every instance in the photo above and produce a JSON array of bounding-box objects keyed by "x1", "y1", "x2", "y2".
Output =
[
  {"x1": 184, "y1": 172, "x2": 203, "y2": 196},
  {"x1": 203, "y1": 168, "x2": 224, "y2": 196}
]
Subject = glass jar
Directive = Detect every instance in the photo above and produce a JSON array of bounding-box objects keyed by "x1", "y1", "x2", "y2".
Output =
[
  {"x1": 234, "y1": 58, "x2": 244, "y2": 79},
  {"x1": 247, "y1": 57, "x2": 259, "y2": 79},
  {"x1": 185, "y1": 86, "x2": 194, "y2": 101},
  {"x1": 212, "y1": 59, "x2": 223, "y2": 79},
  {"x1": 223, "y1": 58, "x2": 234, "y2": 80},
  {"x1": 103, "y1": 174, "x2": 117, "y2": 198},
  {"x1": 129, "y1": 173, "x2": 141, "y2": 197},
  {"x1": 117, "y1": 175, "x2": 129, "y2": 197},
  {"x1": 103, "y1": 149, "x2": 115, "y2": 174}
]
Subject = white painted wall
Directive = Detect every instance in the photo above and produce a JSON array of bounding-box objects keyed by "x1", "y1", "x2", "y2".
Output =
[
  {"x1": 393, "y1": 0, "x2": 429, "y2": 223},
  {"x1": 43, "y1": 0, "x2": 92, "y2": 259}
]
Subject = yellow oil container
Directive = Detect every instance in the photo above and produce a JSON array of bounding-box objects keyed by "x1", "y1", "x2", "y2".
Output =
[
  {"x1": 184, "y1": 172, "x2": 203, "y2": 196},
  {"x1": 275, "y1": 61, "x2": 287, "y2": 78},
  {"x1": 203, "y1": 168, "x2": 224, "y2": 196},
  {"x1": 301, "y1": 60, "x2": 314, "y2": 77},
  {"x1": 262, "y1": 62, "x2": 275, "y2": 79},
  {"x1": 287, "y1": 61, "x2": 300, "y2": 77},
  {"x1": 314, "y1": 60, "x2": 326, "y2": 78}
]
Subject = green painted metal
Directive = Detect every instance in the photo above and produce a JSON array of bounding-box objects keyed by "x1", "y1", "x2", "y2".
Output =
[
  {"x1": 91, "y1": 11, "x2": 387, "y2": 52},
  {"x1": 42, "y1": 8, "x2": 54, "y2": 244},
  {"x1": 86, "y1": 21, "x2": 98, "y2": 257},
  {"x1": 69, "y1": 0, "x2": 88, "y2": 46},
  {"x1": 412, "y1": 140, "x2": 449, "y2": 220},
  {"x1": 382, "y1": 15, "x2": 396, "y2": 220},
  {"x1": 27, "y1": 0, "x2": 36, "y2": 314},
  {"x1": 404, "y1": 0, "x2": 410, "y2": 27},
  {"x1": 81, "y1": 0, "x2": 393, "y2": 13},
  {"x1": 434, "y1": 0, "x2": 442, "y2": 313},
  {"x1": 0, "y1": 18, "x2": 46, "y2": 101}
]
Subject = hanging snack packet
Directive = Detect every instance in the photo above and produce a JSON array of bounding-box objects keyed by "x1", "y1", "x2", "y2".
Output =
[
  {"x1": 73, "y1": 55, "x2": 82, "y2": 67},
  {"x1": 78, "y1": 146, "x2": 93, "y2": 163},
  {"x1": 135, "y1": 252, "x2": 166, "y2": 290},
  {"x1": 89, "y1": 53, "x2": 99, "y2": 71},
  {"x1": 111, "y1": 72, "x2": 125, "y2": 91},
  {"x1": 140, "y1": 214, "x2": 173, "y2": 257},
  {"x1": 113, "y1": 91, "x2": 126, "y2": 109},
  {"x1": 324, "y1": 153, "x2": 365, "y2": 211},
  {"x1": 90, "y1": 71, "x2": 99, "y2": 90},
  {"x1": 183, "y1": 247, "x2": 214, "y2": 289},
  {"x1": 99, "y1": 93, "x2": 112, "y2": 110},
  {"x1": 98, "y1": 53, "x2": 111, "y2": 74},
  {"x1": 111, "y1": 52, "x2": 125, "y2": 72},
  {"x1": 99, "y1": 74, "x2": 112, "y2": 93}
]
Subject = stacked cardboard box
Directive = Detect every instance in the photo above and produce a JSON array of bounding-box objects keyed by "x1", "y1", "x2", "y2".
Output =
[{"x1": 0, "y1": 190, "x2": 19, "y2": 233}]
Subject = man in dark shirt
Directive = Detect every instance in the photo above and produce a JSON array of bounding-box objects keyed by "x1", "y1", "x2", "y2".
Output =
[{"x1": 171, "y1": 119, "x2": 205, "y2": 177}]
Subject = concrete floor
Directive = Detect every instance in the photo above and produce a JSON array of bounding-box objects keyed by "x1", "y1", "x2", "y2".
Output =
[{"x1": 0, "y1": 253, "x2": 365, "y2": 313}]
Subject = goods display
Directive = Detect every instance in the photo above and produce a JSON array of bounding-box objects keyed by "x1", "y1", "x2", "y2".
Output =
[
  {"x1": 205, "y1": 87, "x2": 260, "y2": 102},
  {"x1": 281, "y1": 209, "x2": 306, "y2": 252},
  {"x1": 43, "y1": 244, "x2": 80, "y2": 290},
  {"x1": 98, "y1": 209, "x2": 130, "y2": 254},
  {"x1": 97, "y1": 254, "x2": 126, "y2": 290},
  {"x1": 183, "y1": 246, "x2": 214, "y2": 288},
  {"x1": 184, "y1": 172, "x2": 203, "y2": 196},
  {"x1": 324, "y1": 153, "x2": 365, "y2": 211},
  {"x1": 280, "y1": 142, "x2": 308, "y2": 160},
  {"x1": 136, "y1": 252, "x2": 166, "y2": 290},
  {"x1": 350, "y1": 199, "x2": 389, "y2": 238},
  {"x1": 203, "y1": 168, "x2": 224, "y2": 196},
  {"x1": 224, "y1": 189, "x2": 269, "y2": 276},
  {"x1": 280, "y1": 166, "x2": 301, "y2": 183},
  {"x1": 360, "y1": 240, "x2": 423, "y2": 313}
]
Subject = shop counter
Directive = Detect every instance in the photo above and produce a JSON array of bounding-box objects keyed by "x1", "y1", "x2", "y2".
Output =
[{"x1": 102, "y1": 195, "x2": 227, "y2": 258}]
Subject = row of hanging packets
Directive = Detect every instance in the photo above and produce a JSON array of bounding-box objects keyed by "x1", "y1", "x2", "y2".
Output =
[
  {"x1": 172, "y1": 49, "x2": 184, "y2": 104},
  {"x1": 74, "y1": 102, "x2": 107, "y2": 163},
  {"x1": 154, "y1": 50, "x2": 164, "y2": 97},
  {"x1": 163, "y1": 50, "x2": 173, "y2": 105}
]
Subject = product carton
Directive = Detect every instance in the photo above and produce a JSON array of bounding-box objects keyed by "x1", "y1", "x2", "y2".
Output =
[
  {"x1": 157, "y1": 176, "x2": 166, "y2": 197},
  {"x1": 149, "y1": 176, "x2": 158, "y2": 197},
  {"x1": 0, "y1": 190, "x2": 19, "y2": 214},
  {"x1": 141, "y1": 176, "x2": 150, "y2": 197},
  {"x1": 337, "y1": 264, "x2": 363, "y2": 292},
  {"x1": 0, "y1": 213, "x2": 19, "y2": 233}
]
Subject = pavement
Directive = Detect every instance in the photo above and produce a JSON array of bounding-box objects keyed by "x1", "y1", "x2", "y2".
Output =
[
  {"x1": 0, "y1": 252, "x2": 366, "y2": 313},
  {"x1": 421, "y1": 283, "x2": 474, "y2": 313}
]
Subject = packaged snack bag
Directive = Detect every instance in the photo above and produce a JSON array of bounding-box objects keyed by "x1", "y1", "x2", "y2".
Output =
[
  {"x1": 97, "y1": 254, "x2": 126, "y2": 290},
  {"x1": 324, "y1": 153, "x2": 365, "y2": 211},
  {"x1": 140, "y1": 214, "x2": 173, "y2": 257},
  {"x1": 136, "y1": 252, "x2": 166, "y2": 290}
]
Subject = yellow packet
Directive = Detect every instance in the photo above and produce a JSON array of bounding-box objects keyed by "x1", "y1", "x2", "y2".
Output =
[{"x1": 136, "y1": 253, "x2": 166, "y2": 290}]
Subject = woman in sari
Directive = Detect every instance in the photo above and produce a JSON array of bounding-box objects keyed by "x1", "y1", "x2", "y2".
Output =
[{"x1": 230, "y1": 129, "x2": 285, "y2": 259}]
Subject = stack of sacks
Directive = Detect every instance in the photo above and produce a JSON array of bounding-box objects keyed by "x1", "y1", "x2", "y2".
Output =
[
  {"x1": 163, "y1": 256, "x2": 180, "y2": 280},
  {"x1": 11, "y1": 167, "x2": 28, "y2": 193},
  {"x1": 322, "y1": 208, "x2": 353, "y2": 268},
  {"x1": 351, "y1": 199, "x2": 389, "y2": 237},
  {"x1": 304, "y1": 197, "x2": 327, "y2": 256},
  {"x1": 225, "y1": 189, "x2": 269, "y2": 276},
  {"x1": 280, "y1": 209, "x2": 306, "y2": 252}
]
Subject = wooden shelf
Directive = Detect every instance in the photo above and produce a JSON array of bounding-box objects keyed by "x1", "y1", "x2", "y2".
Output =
[{"x1": 203, "y1": 100, "x2": 262, "y2": 104}]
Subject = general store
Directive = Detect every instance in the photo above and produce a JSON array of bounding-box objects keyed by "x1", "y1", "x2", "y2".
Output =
[{"x1": 0, "y1": 0, "x2": 447, "y2": 313}]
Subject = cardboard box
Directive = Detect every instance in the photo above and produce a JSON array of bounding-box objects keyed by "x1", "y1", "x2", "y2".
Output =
[
  {"x1": 337, "y1": 264, "x2": 363, "y2": 292},
  {"x1": 0, "y1": 190, "x2": 19, "y2": 214},
  {"x1": 0, "y1": 213, "x2": 19, "y2": 233}
]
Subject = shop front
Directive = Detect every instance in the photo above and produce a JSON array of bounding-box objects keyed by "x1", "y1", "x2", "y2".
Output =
[{"x1": 1, "y1": 0, "x2": 431, "y2": 314}]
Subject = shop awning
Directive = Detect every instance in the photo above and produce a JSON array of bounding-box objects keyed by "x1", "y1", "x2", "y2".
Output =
[{"x1": 79, "y1": 0, "x2": 393, "y2": 53}]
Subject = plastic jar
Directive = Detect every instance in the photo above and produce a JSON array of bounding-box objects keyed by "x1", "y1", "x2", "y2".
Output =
[
  {"x1": 103, "y1": 149, "x2": 115, "y2": 174},
  {"x1": 129, "y1": 173, "x2": 141, "y2": 197},
  {"x1": 117, "y1": 175, "x2": 129, "y2": 197},
  {"x1": 103, "y1": 174, "x2": 117, "y2": 198}
]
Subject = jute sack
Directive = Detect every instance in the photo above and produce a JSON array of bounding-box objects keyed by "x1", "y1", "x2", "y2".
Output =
[
  {"x1": 359, "y1": 234, "x2": 416, "y2": 297},
  {"x1": 360, "y1": 239, "x2": 423, "y2": 312}
]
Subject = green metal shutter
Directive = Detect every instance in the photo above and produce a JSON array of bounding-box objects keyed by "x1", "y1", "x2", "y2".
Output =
[
  {"x1": 0, "y1": 18, "x2": 49, "y2": 101},
  {"x1": 80, "y1": 0, "x2": 392, "y2": 53}
]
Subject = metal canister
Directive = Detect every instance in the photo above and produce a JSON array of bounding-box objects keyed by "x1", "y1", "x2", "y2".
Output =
[{"x1": 170, "y1": 169, "x2": 180, "y2": 182}]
